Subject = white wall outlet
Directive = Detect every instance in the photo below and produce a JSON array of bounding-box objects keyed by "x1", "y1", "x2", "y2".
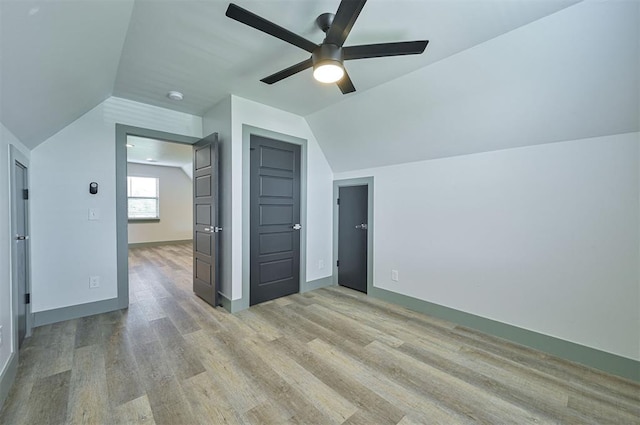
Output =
[
  {"x1": 88, "y1": 208, "x2": 99, "y2": 221},
  {"x1": 0, "y1": 325, "x2": 3, "y2": 346},
  {"x1": 318, "y1": 260, "x2": 325, "y2": 269},
  {"x1": 391, "y1": 270, "x2": 399, "y2": 282},
  {"x1": 89, "y1": 276, "x2": 100, "y2": 288}
]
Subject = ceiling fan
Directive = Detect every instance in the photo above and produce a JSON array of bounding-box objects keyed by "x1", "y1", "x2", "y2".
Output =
[{"x1": 225, "y1": 0, "x2": 429, "y2": 94}]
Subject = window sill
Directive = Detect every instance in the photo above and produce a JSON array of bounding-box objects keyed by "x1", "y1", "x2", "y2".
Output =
[{"x1": 128, "y1": 218, "x2": 160, "y2": 223}]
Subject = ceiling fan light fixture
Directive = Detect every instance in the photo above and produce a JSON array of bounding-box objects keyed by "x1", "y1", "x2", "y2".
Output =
[{"x1": 313, "y1": 61, "x2": 344, "y2": 84}]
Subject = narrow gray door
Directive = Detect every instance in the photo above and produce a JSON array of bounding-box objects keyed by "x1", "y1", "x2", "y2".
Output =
[
  {"x1": 250, "y1": 135, "x2": 301, "y2": 306},
  {"x1": 193, "y1": 133, "x2": 219, "y2": 307},
  {"x1": 14, "y1": 161, "x2": 29, "y2": 347},
  {"x1": 338, "y1": 185, "x2": 368, "y2": 293}
]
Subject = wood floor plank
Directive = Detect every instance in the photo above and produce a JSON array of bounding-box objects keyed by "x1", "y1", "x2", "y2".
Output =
[
  {"x1": 180, "y1": 371, "x2": 244, "y2": 425},
  {"x1": 212, "y1": 327, "x2": 337, "y2": 424},
  {"x1": 183, "y1": 330, "x2": 267, "y2": 414},
  {"x1": 74, "y1": 314, "x2": 102, "y2": 349},
  {"x1": 149, "y1": 317, "x2": 206, "y2": 380},
  {"x1": 145, "y1": 377, "x2": 198, "y2": 425},
  {"x1": 271, "y1": 335, "x2": 406, "y2": 425},
  {"x1": 110, "y1": 395, "x2": 156, "y2": 425},
  {"x1": 365, "y1": 339, "x2": 549, "y2": 424},
  {"x1": 136, "y1": 296, "x2": 167, "y2": 322},
  {"x1": 65, "y1": 344, "x2": 109, "y2": 425},
  {"x1": 156, "y1": 296, "x2": 201, "y2": 335},
  {"x1": 306, "y1": 337, "x2": 467, "y2": 424},
  {"x1": 24, "y1": 370, "x2": 72, "y2": 425},
  {"x1": 243, "y1": 401, "x2": 294, "y2": 424},
  {"x1": 2, "y1": 242, "x2": 638, "y2": 425},
  {"x1": 122, "y1": 301, "x2": 158, "y2": 347},
  {"x1": 243, "y1": 336, "x2": 359, "y2": 423},
  {"x1": 396, "y1": 340, "x2": 580, "y2": 422},
  {"x1": 104, "y1": 322, "x2": 146, "y2": 407}
]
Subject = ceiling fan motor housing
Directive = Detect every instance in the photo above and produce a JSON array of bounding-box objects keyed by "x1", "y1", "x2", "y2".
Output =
[{"x1": 312, "y1": 43, "x2": 343, "y2": 67}]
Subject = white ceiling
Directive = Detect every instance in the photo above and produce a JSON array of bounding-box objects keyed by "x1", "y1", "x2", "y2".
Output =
[
  {"x1": 0, "y1": 0, "x2": 134, "y2": 147},
  {"x1": 308, "y1": 0, "x2": 640, "y2": 172},
  {"x1": 0, "y1": 0, "x2": 581, "y2": 149},
  {"x1": 126, "y1": 136, "x2": 192, "y2": 168}
]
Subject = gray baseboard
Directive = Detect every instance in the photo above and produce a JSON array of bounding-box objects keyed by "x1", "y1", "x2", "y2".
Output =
[
  {"x1": 222, "y1": 276, "x2": 335, "y2": 313},
  {"x1": 128, "y1": 239, "x2": 192, "y2": 248},
  {"x1": 219, "y1": 293, "x2": 244, "y2": 313},
  {"x1": 0, "y1": 352, "x2": 18, "y2": 411},
  {"x1": 302, "y1": 276, "x2": 334, "y2": 293},
  {"x1": 33, "y1": 298, "x2": 122, "y2": 327},
  {"x1": 369, "y1": 286, "x2": 640, "y2": 382}
]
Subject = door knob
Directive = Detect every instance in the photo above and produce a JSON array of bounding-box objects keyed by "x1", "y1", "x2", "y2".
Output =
[
  {"x1": 292, "y1": 224, "x2": 302, "y2": 230},
  {"x1": 15, "y1": 235, "x2": 29, "y2": 240},
  {"x1": 213, "y1": 227, "x2": 223, "y2": 232},
  {"x1": 355, "y1": 224, "x2": 368, "y2": 230}
]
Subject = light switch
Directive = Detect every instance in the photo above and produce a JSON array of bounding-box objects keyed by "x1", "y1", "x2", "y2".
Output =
[{"x1": 88, "y1": 208, "x2": 100, "y2": 221}]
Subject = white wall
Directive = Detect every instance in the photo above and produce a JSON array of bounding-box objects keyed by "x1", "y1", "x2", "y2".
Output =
[
  {"x1": 30, "y1": 97, "x2": 202, "y2": 313},
  {"x1": 0, "y1": 124, "x2": 30, "y2": 381},
  {"x1": 127, "y1": 163, "x2": 193, "y2": 244},
  {"x1": 335, "y1": 133, "x2": 640, "y2": 361},
  {"x1": 202, "y1": 96, "x2": 233, "y2": 298},
  {"x1": 230, "y1": 96, "x2": 334, "y2": 301}
]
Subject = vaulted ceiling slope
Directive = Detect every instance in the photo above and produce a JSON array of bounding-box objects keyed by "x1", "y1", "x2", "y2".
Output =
[
  {"x1": 0, "y1": 0, "x2": 135, "y2": 148},
  {"x1": 308, "y1": 0, "x2": 640, "y2": 172},
  {"x1": 1, "y1": 0, "x2": 580, "y2": 149}
]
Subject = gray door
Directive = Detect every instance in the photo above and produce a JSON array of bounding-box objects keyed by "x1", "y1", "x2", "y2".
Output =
[
  {"x1": 250, "y1": 135, "x2": 301, "y2": 305},
  {"x1": 338, "y1": 185, "x2": 368, "y2": 293},
  {"x1": 14, "y1": 161, "x2": 29, "y2": 347},
  {"x1": 193, "y1": 133, "x2": 219, "y2": 307}
]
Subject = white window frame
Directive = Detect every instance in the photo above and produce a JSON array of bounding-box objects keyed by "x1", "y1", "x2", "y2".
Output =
[{"x1": 127, "y1": 176, "x2": 160, "y2": 220}]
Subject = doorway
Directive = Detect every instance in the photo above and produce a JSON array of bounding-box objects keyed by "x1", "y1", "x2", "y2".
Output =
[
  {"x1": 249, "y1": 135, "x2": 301, "y2": 305},
  {"x1": 333, "y1": 178, "x2": 374, "y2": 294},
  {"x1": 116, "y1": 125, "x2": 220, "y2": 311},
  {"x1": 10, "y1": 146, "x2": 31, "y2": 348},
  {"x1": 125, "y1": 134, "x2": 196, "y2": 301}
]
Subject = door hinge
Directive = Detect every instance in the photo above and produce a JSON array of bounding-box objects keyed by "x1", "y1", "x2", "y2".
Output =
[
  {"x1": 25, "y1": 293, "x2": 30, "y2": 304},
  {"x1": 23, "y1": 189, "x2": 29, "y2": 200},
  {"x1": 337, "y1": 198, "x2": 340, "y2": 205},
  {"x1": 336, "y1": 260, "x2": 339, "y2": 267}
]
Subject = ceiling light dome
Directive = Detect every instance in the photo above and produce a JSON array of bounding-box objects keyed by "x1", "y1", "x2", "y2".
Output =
[
  {"x1": 313, "y1": 61, "x2": 344, "y2": 84},
  {"x1": 167, "y1": 91, "x2": 184, "y2": 101}
]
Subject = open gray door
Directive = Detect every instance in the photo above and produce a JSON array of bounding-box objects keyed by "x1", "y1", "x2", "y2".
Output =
[{"x1": 193, "y1": 133, "x2": 219, "y2": 307}]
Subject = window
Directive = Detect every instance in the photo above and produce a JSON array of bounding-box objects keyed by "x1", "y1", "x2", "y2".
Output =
[{"x1": 127, "y1": 176, "x2": 159, "y2": 219}]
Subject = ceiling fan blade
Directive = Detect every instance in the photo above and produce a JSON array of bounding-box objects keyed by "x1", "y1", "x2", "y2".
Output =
[
  {"x1": 261, "y1": 58, "x2": 313, "y2": 84},
  {"x1": 343, "y1": 40, "x2": 429, "y2": 60},
  {"x1": 226, "y1": 3, "x2": 317, "y2": 53},
  {"x1": 324, "y1": 0, "x2": 367, "y2": 47},
  {"x1": 337, "y1": 69, "x2": 356, "y2": 94}
]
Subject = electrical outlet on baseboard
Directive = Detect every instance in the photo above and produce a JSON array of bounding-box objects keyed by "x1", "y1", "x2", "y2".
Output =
[{"x1": 90, "y1": 276, "x2": 100, "y2": 288}]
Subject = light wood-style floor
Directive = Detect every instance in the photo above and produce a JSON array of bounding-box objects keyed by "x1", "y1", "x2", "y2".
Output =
[{"x1": 1, "y1": 242, "x2": 638, "y2": 424}]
